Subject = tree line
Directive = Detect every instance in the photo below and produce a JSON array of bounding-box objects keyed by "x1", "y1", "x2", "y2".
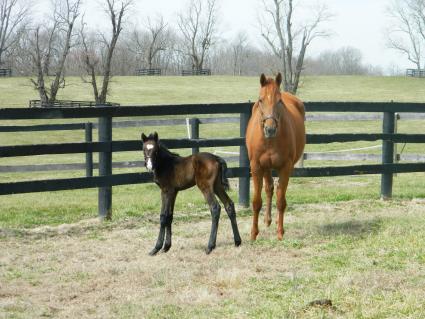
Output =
[{"x1": 0, "y1": 0, "x2": 420, "y2": 104}]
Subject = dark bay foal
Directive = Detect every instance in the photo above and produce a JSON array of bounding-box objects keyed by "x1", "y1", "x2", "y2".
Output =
[{"x1": 141, "y1": 132, "x2": 242, "y2": 255}]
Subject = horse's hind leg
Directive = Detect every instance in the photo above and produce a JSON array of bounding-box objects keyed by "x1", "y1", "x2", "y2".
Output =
[
  {"x1": 214, "y1": 184, "x2": 242, "y2": 247},
  {"x1": 263, "y1": 170, "x2": 274, "y2": 227},
  {"x1": 200, "y1": 187, "x2": 221, "y2": 254}
]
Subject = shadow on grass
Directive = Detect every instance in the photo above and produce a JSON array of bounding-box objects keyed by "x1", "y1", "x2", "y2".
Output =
[{"x1": 317, "y1": 217, "x2": 383, "y2": 237}]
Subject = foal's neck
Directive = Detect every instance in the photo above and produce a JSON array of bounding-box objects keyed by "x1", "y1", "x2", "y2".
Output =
[{"x1": 153, "y1": 144, "x2": 180, "y2": 177}]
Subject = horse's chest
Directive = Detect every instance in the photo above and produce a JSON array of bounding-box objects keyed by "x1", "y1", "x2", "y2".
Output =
[{"x1": 258, "y1": 151, "x2": 284, "y2": 168}]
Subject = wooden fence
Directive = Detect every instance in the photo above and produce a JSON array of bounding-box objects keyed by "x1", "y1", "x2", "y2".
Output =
[
  {"x1": 29, "y1": 100, "x2": 120, "y2": 108},
  {"x1": 135, "y1": 68, "x2": 162, "y2": 76},
  {"x1": 406, "y1": 69, "x2": 425, "y2": 78},
  {"x1": 1, "y1": 102, "x2": 425, "y2": 220},
  {"x1": 0, "y1": 68, "x2": 12, "y2": 77},
  {"x1": 181, "y1": 69, "x2": 211, "y2": 76}
]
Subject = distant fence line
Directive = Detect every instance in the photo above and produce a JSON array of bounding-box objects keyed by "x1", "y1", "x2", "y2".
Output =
[
  {"x1": 0, "y1": 68, "x2": 12, "y2": 77},
  {"x1": 29, "y1": 100, "x2": 120, "y2": 108},
  {"x1": 135, "y1": 68, "x2": 162, "y2": 76},
  {"x1": 181, "y1": 69, "x2": 211, "y2": 76},
  {"x1": 406, "y1": 69, "x2": 425, "y2": 78}
]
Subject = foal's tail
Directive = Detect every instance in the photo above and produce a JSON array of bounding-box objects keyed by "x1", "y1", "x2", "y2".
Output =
[{"x1": 214, "y1": 155, "x2": 230, "y2": 191}]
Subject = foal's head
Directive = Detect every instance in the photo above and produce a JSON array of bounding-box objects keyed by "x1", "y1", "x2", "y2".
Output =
[
  {"x1": 141, "y1": 132, "x2": 159, "y2": 172},
  {"x1": 258, "y1": 73, "x2": 283, "y2": 139}
]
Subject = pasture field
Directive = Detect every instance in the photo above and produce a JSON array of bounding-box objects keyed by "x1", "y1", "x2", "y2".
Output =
[{"x1": 1, "y1": 75, "x2": 425, "y2": 318}]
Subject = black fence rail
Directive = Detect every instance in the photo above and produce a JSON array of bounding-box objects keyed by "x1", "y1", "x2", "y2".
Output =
[
  {"x1": 1, "y1": 102, "x2": 425, "y2": 220},
  {"x1": 0, "y1": 68, "x2": 12, "y2": 77},
  {"x1": 181, "y1": 69, "x2": 211, "y2": 76},
  {"x1": 135, "y1": 68, "x2": 162, "y2": 76},
  {"x1": 406, "y1": 69, "x2": 425, "y2": 78},
  {"x1": 29, "y1": 100, "x2": 121, "y2": 108}
]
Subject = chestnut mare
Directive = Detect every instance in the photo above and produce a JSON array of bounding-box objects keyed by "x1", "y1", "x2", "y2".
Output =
[{"x1": 245, "y1": 73, "x2": 306, "y2": 240}]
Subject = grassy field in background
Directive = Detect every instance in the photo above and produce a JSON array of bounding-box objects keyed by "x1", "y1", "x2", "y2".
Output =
[
  {"x1": 1, "y1": 75, "x2": 425, "y2": 107},
  {"x1": 1, "y1": 75, "x2": 425, "y2": 318}
]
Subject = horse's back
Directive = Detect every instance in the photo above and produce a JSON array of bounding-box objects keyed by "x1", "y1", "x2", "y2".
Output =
[
  {"x1": 281, "y1": 92, "x2": 305, "y2": 121},
  {"x1": 281, "y1": 92, "x2": 306, "y2": 163}
]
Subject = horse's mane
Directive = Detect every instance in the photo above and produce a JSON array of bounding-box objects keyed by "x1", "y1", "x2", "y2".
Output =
[{"x1": 158, "y1": 142, "x2": 180, "y2": 159}]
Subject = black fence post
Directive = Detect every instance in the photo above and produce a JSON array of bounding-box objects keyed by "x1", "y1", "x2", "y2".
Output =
[
  {"x1": 190, "y1": 117, "x2": 200, "y2": 154},
  {"x1": 98, "y1": 114, "x2": 112, "y2": 220},
  {"x1": 381, "y1": 111, "x2": 395, "y2": 200},
  {"x1": 85, "y1": 122, "x2": 93, "y2": 177},
  {"x1": 239, "y1": 110, "x2": 251, "y2": 207}
]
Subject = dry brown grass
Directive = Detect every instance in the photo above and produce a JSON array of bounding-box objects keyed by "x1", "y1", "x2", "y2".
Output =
[{"x1": 1, "y1": 200, "x2": 425, "y2": 318}]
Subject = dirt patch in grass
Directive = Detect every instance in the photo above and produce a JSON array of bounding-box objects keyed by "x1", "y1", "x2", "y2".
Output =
[{"x1": 1, "y1": 199, "x2": 425, "y2": 318}]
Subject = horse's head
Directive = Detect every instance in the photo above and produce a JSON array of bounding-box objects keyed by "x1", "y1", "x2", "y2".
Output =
[
  {"x1": 258, "y1": 73, "x2": 283, "y2": 139},
  {"x1": 141, "y1": 132, "x2": 159, "y2": 172}
]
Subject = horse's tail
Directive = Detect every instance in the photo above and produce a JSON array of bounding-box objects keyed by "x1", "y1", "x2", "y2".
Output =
[{"x1": 214, "y1": 155, "x2": 230, "y2": 191}]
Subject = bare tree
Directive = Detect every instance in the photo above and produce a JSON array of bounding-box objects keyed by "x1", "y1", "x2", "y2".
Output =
[
  {"x1": 231, "y1": 32, "x2": 249, "y2": 75},
  {"x1": 80, "y1": 0, "x2": 131, "y2": 104},
  {"x1": 129, "y1": 16, "x2": 168, "y2": 69},
  {"x1": 0, "y1": 0, "x2": 29, "y2": 66},
  {"x1": 177, "y1": 0, "x2": 219, "y2": 70},
  {"x1": 260, "y1": 0, "x2": 331, "y2": 94},
  {"x1": 29, "y1": 0, "x2": 81, "y2": 105},
  {"x1": 387, "y1": 0, "x2": 425, "y2": 70}
]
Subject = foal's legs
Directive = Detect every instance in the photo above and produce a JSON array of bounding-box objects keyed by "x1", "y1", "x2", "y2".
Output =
[
  {"x1": 214, "y1": 184, "x2": 242, "y2": 247},
  {"x1": 199, "y1": 186, "x2": 221, "y2": 254},
  {"x1": 251, "y1": 165, "x2": 264, "y2": 240},
  {"x1": 263, "y1": 170, "x2": 274, "y2": 227},
  {"x1": 163, "y1": 191, "x2": 177, "y2": 252},
  {"x1": 276, "y1": 165, "x2": 291, "y2": 240},
  {"x1": 149, "y1": 190, "x2": 176, "y2": 256}
]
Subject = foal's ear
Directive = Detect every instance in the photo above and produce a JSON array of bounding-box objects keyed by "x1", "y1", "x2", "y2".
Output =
[
  {"x1": 153, "y1": 132, "x2": 158, "y2": 142},
  {"x1": 141, "y1": 133, "x2": 147, "y2": 142},
  {"x1": 260, "y1": 73, "x2": 267, "y2": 87},
  {"x1": 275, "y1": 72, "x2": 282, "y2": 88}
]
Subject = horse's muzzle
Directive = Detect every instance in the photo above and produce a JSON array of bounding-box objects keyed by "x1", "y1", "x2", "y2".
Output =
[{"x1": 264, "y1": 126, "x2": 277, "y2": 138}]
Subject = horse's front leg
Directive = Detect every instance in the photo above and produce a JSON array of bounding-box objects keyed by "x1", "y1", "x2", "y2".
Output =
[
  {"x1": 163, "y1": 191, "x2": 177, "y2": 253},
  {"x1": 263, "y1": 170, "x2": 274, "y2": 227},
  {"x1": 251, "y1": 165, "x2": 264, "y2": 240},
  {"x1": 149, "y1": 190, "x2": 175, "y2": 256},
  {"x1": 276, "y1": 165, "x2": 291, "y2": 241}
]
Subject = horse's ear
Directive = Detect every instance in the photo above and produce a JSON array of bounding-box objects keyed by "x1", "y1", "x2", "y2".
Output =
[
  {"x1": 260, "y1": 73, "x2": 267, "y2": 87},
  {"x1": 276, "y1": 72, "x2": 282, "y2": 87},
  {"x1": 141, "y1": 133, "x2": 147, "y2": 142},
  {"x1": 153, "y1": 132, "x2": 158, "y2": 142}
]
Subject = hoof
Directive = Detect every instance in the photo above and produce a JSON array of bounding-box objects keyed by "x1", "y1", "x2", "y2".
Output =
[
  {"x1": 265, "y1": 219, "x2": 272, "y2": 227},
  {"x1": 235, "y1": 239, "x2": 242, "y2": 247},
  {"x1": 250, "y1": 230, "x2": 259, "y2": 241},
  {"x1": 205, "y1": 246, "x2": 215, "y2": 254},
  {"x1": 277, "y1": 231, "x2": 284, "y2": 241},
  {"x1": 162, "y1": 244, "x2": 171, "y2": 253},
  {"x1": 149, "y1": 247, "x2": 160, "y2": 256}
]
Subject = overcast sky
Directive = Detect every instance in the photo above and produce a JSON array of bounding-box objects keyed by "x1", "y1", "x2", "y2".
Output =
[
  {"x1": 36, "y1": 0, "x2": 409, "y2": 73},
  {"x1": 128, "y1": 0, "x2": 407, "y2": 72}
]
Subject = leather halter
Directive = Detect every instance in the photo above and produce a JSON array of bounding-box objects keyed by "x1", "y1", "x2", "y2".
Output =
[{"x1": 257, "y1": 98, "x2": 281, "y2": 128}]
